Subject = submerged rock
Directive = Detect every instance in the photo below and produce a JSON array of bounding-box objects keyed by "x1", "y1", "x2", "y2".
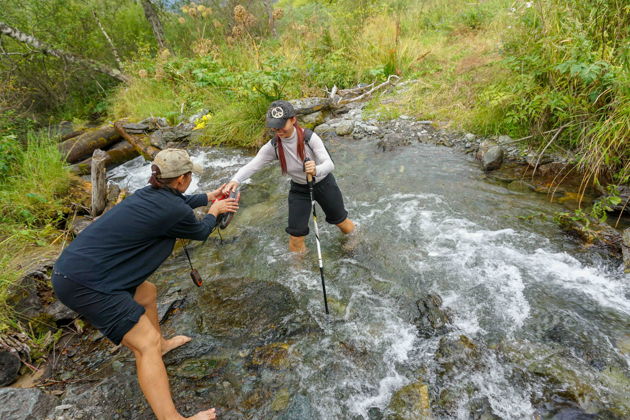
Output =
[
  {"x1": 0, "y1": 388, "x2": 56, "y2": 419},
  {"x1": 498, "y1": 340, "x2": 630, "y2": 418},
  {"x1": 377, "y1": 134, "x2": 412, "y2": 152},
  {"x1": 414, "y1": 294, "x2": 451, "y2": 338}
]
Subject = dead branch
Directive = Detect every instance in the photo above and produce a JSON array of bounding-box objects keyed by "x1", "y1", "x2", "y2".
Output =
[
  {"x1": 335, "y1": 75, "x2": 401, "y2": 106},
  {"x1": 92, "y1": 11, "x2": 122, "y2": 69},
  {"x1": 0, "y1": 21, "x2": 129, "y2": 82}
]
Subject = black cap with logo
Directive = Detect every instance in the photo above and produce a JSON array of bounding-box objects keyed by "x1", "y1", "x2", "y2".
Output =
[{"x1": 266, "y1": 100, "x2": 296, "y2": 129}]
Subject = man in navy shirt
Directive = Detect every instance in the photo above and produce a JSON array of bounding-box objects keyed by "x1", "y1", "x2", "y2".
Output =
[{"x1": 53, "y1": 149, "x2": 238, "y2": 420}]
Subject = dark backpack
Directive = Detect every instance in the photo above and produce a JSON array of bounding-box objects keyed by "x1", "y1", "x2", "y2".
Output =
[{"x1": 271, "y1": 128, "x2": 333, "y2": 163}]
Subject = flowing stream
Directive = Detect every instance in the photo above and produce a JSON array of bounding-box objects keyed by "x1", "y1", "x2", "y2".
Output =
[{"x1": 106, "y1": 136, "x2": 630, "y2": 419}]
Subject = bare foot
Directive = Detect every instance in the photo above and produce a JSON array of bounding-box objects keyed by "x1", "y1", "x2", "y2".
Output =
[
  {"x1": 186, "y1": 408, "x2": 216, "y2": 419},
  {"x1": 161, "y1": 335, "x2": 192, "y2": 355}
]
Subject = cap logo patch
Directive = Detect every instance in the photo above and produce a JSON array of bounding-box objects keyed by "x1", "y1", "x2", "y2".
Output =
[{"x1": 270, "y1": 106, "x2": 284, "y2": 119}]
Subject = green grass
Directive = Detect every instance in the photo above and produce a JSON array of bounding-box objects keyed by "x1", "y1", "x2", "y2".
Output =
[
  {"x1": 0, "y1": 132, "x2": 71, "y2": 332},
  {"x1": 107, "y1": 0, "x2": 627, "y2": 183}
]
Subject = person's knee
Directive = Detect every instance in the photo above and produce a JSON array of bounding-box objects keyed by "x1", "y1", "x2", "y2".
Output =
[
  {"x1": 133, "y1": 327, "x2": 161, "y2": 356},
  {"x1": 135, "y1": 282, "x2": 157, "y2": 307}
]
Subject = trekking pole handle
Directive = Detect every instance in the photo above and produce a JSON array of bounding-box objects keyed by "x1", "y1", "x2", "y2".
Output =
[{"x1": 303, "y1": 157, "x2": 314, "y2": 184}]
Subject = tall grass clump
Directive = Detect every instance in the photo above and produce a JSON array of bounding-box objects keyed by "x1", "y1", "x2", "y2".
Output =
[
  {"x1": 0, "y1": 130, "x2": 71, "y2": 328},
  {"x1": 476, "y1": 0, "x2": 629, "y2": 185}
]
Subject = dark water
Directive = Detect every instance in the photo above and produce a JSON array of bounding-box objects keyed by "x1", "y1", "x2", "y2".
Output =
[{"x1": 109, "y1": 138, "x2": 630, "y2": 419}]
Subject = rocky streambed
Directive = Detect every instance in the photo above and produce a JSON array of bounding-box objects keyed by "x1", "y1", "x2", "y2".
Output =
[{"x1": 2, "y1": 100, "x2": 630, "y2": 420}]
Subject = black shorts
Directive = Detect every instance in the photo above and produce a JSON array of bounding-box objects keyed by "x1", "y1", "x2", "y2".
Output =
[
  {"x1": 286, "y1": 173, "x2": 349, "y2": 237},
  {"x1": 51, "y1": 272, "x2": 145, "y2": 345}
]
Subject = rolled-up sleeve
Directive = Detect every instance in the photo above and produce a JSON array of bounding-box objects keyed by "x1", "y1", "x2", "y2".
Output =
[
  {"x1": 184, "y1": 193, "x2": 209, "y2": 209},
  {"x1": 166, "y1": 211, "x2": 216, "y2": 241}
]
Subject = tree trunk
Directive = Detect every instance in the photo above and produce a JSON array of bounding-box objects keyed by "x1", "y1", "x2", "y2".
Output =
[
  {"x1": 140, "y1": 0, "x2": 168, "y2": 51},
  {"x1": 0, "y1": 22, "x2": 129, "y2": 83},
  {"x1": 58, "y1": 125, "x2": 122, "y2": 164},
  {"x1": 91, "y1": 149, "x2": 108, "y2": 217},
  {"x1": 263, "y1": 0, "x2": 276, "y2": 37},
  {"x1": 114, "y1": 122, "x2": 160, "y2": 160},
  {"x1": 70, "y1": 141, "x2": 140, "y2": 175}
]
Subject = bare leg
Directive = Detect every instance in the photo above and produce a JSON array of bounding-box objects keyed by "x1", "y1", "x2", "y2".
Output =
[
  {"x1": 289, "y1": 235, "x2": 307, "y2": 253},
  {"x1": 134, "y1": 281, "x2": 190, "y2": 355},
  {"x1": 336, "y1": 218, "x2": 355, "y2": 234},
  {"x1": 122, "y1": 315, "x2": 216, "y2": 420}
]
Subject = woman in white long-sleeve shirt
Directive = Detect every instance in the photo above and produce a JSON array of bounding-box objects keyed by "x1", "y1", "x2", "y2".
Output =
[{"x1": 222, "y1": 100, "x2": 355, "y2": 252}]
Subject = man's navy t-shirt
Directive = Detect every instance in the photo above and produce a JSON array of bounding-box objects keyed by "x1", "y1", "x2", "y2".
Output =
[{"x1": 54, "y1": 186, "x2": 216, "y2": 293}]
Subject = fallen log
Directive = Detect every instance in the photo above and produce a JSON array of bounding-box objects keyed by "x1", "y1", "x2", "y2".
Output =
[
  {"x1": 114, "y1": 121, "x2": 160, "y2": 160},
  {"x1": 69, "y1": 140, "x2": 140, "y2": 175},
  {"x1": 60, "y1": 127, "x2": 88, "y2": 141},
  {"x1": 58, "y1": 125, "x2": 121, "y2": 163}
]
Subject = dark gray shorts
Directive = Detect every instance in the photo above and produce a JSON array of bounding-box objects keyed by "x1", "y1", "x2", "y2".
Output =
[
  {"x1": 52, "y1": 272, "x2": 145, "y2": 345},
  {"x1": 286, "y1": 173, "x2": 349, "y2": 237}
]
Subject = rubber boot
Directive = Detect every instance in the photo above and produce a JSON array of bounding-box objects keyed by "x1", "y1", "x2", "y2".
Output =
[
  {"x1": 289, "y1": 235, "x2": 307, "y2": 253},
  {"x1": 336, "y1": 218, "x2": 355, "y2": 234}
]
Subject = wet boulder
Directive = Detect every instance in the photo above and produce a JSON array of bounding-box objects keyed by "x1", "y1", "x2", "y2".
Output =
[
  {"x1": 476, "y1": 140, "x2": 504, "y2": 171},
  {"x1": 555, "y1": 213, "x2": 623, "y2": 257},
  {"x1": 387, "y1": 380, "x2": 431, "y2": 420},
  {"x1": 0, "y1": 388, "x2": 56, "y2": 419},
  {"x1": 58, "y1": 370, "x2": 148, "y2": 419},
  {"x1": 196, "y1": 277, "x2": 316, "y2": 348},
  {"x1": 0, "y1": 350, "x2": 21, "y2": 386},
  {"x1": 414, "y1": 294, "x2": 451, "y2": 338},
  {"x1": 482, "y1": 146, "x2": 504, "y2": 171},
  {"x1": 149, "y1": 126, "x2": 193, "y2": 149}
]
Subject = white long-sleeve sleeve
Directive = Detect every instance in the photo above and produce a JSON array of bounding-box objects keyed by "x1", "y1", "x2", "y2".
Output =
[
  {"x1": 231, "y1": 129, "x2": 334, "y2": 185},
  {"x1": 231, "y1": 142, "x2": 276, "y2": 184}
]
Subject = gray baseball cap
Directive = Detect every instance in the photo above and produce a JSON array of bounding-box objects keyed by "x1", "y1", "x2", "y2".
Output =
[
  {"x1": 266, "y1": 100, "x2": 296, "y2": 129},
  {"x1": 153, "y1": 148, "x2": 202, "y2": 178}
]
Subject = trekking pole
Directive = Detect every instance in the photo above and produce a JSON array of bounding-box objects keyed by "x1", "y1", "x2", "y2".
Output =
[{"x1": 304, "y1": 158, "x2": 329, "y2": 314}]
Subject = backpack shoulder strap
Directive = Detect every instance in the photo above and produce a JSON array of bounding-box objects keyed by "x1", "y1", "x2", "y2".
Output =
[
  {"x1": 303, "y1": 128, "x2": 334, "y2": 163},
  {"x1": 303, "y1": 129, "x2": 314, "y2": 153},
  {"x1": 271, "y1": 135, "x2": 279, "y2": 159}
]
